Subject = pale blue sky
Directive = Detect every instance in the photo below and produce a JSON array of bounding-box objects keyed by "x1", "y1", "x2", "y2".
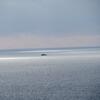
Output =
[{"x1": 0, "y1": 0, "x2": 100, "y2": 49}]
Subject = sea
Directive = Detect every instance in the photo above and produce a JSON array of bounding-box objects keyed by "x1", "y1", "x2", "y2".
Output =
[{"x1": 0, "y1": 47, "x2": 100, "y2": 100}]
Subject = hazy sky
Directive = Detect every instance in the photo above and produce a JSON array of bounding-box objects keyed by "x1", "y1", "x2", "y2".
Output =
[{"x1": 0, "y1": 0, "x2": 100, "y2": 49}]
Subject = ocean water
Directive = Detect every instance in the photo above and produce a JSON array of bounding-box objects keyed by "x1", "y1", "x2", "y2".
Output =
[{"x1": 0, "y1": 48, "x2": 100, "y2": 100}]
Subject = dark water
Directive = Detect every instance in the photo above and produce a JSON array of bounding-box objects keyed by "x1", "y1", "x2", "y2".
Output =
[{"x1": 0, "y1": 48, "x2": 100, "y2": 100}]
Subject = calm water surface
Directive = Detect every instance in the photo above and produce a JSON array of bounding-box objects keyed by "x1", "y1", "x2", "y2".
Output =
[{"x1": 0, "y1": 48, "x2": 100, "y2": 100}]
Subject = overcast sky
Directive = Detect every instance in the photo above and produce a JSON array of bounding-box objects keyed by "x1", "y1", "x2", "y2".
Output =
[{"x1": 0, "y1": 0, "x2": 100, "y2": 49}]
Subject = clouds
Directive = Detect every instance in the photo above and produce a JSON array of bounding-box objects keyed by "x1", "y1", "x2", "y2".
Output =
[
  {"x1": 0, "y1": 0, "x2": 100, "y2": 35},
  {"x1": 0, "y1": 0, "x2": 100, "y2": 49}
]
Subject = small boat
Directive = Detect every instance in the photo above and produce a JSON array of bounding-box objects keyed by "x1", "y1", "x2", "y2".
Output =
[{"x1": 41, "y1": 54, "x2": 47, "y2": 56}]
